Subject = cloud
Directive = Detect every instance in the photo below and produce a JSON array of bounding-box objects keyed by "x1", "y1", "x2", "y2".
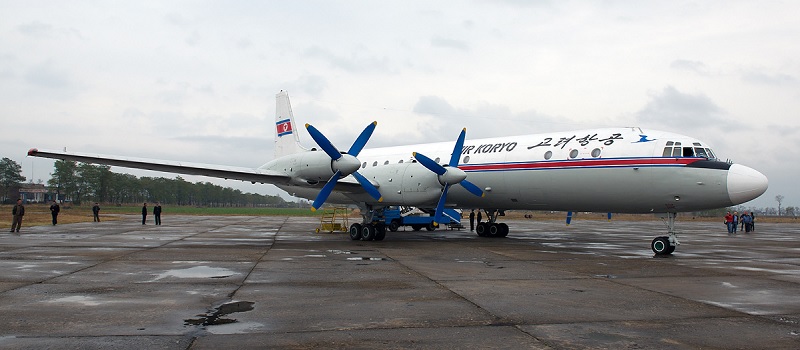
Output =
[
  {"x1": 635, "y1": 86, "x2": 728, "y2": 129},
  {"x1": 24, "y1": 60, "x2": 73, "y2": 90},
  {"x1": 670, "y1": 59, "x2": 710, "y2": 76},
  {"x1": 431, "y1": 37, "x2": 469, "y2": 51},
  {"x1": 17, "y1": 21, "x2": 54, "y2": 37},
  {"x1": 301, "y1": 46, "x2": 390, "y2": 73},
  {"x1": 741, "y1": 70, "x2": 797, "y2": 86}
]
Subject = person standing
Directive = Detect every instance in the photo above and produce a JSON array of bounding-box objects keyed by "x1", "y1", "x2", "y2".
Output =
[
  {"x1": 92, "y1": 203, "x2": 101, "y2": 222},
  {"x1": 732, "y1": 211, "x2": 739, "y2": 235},
  {"x1": 10, "y1": 199, "x2": 25, "y2": 233},
  {"x1": 751, "y1": 212, "x2": 756, "y2": 231},
  {"x1": 141, "y1": 203, "x2": 147, "y2": 225},
  {"x1": 724, "y1": 211, "x2": 734, "y2": 234},
  {"x1": 469, "y1": 209, "x2": 475, "y2": 231},
  {"x1": 49, "y1": 200, "x2": 60, "y2": 225},
  {"x1": 153, "y1": 202, "x2": 162, "y2": 225},
  {"x1": 477, "y1": 210, "x2": 482, "y2": 224}
]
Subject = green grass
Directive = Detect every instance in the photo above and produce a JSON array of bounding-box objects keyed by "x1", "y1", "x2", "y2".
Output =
[{"x1": 95, "y1": 205, "x2": 337, "y2": 216}]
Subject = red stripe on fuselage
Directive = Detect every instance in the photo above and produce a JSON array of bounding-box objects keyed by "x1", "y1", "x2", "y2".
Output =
[{"x1": 459, "y1": 157, "x2": 700, "y2": 172}]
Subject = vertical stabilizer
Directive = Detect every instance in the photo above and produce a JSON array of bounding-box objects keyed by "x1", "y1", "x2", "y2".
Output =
[{"x1": 274, "y1": 91, "x2": 305, "y2": 157}]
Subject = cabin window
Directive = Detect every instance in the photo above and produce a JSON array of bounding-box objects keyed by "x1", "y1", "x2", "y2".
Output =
[
  {"x1": 671, "y1": 147, "x2": 681, "y2": 157},
  {"x1": 362, "y1": 162, "x2": 366, "y2": 169},
  {"x1": 372, "y1": 161, "x2": 378, "y2": 167},
  {"x1": 462, "y1": 156, "x2": 470, "y2": 163},
  {"x1": 544, "y1": 150, "x2": 552, "y2": 160},
  {"x1": 434, "y1": 157, "x2": 441, "y2": 164},
  {"x1": 591, "y1": 148, "x2": 601, "y2": 158},
  {"x1": 682, "y1": 147, "x2": 694, "y2": 157},
  {"x1": 662, "y1": 147, "x2": 672, "y2": 157},
  {"x1": 384, "y1": 160, "x2": 389, "y2": 165},
  {"x1": 398, "y1": 159, "x2": 404, "y2": 164},
  {"x1": 569, "y1": 149, "x2": 579, "y2": 159},
  {"x1": 666, "y1": 141, "x2": 674, "y2": 146}
]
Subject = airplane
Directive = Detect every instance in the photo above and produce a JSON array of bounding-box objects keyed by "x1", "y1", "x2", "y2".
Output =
[{"x1": 27, "y1": 91, "x2": 768, "y2": 255}]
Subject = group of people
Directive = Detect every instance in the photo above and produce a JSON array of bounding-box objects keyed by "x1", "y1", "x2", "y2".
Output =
[
  {"x1": 468, "y1": 209, "x2": 483, "y2": 231},
  {"x1": 8, "y1": 199, "x2": 163, "y2": 233},
  {"x1": 142, "y1": 202, "x2": 162, "y2": 225},
  {"x1": 724, "y1": 211, "x2": 755, "y2": 234}
]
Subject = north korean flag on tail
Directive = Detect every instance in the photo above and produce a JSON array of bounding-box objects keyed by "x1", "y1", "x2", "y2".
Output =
[{"x1": 276, "y1": 119, "x2": 293, "y2": 137}]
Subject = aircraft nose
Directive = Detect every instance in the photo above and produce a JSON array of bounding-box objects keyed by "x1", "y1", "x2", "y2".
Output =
[{"x1": 727, "y1": 164, "x2": 768, "y2": 204}]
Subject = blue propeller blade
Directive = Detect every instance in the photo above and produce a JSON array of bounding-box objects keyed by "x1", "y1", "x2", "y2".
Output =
[
  {"x1": 348, "y1": 121, "x2": 377, "y2": 156},
  {"x1": 459, "y1": 179, "x2": 484, "y2": 197},
  {"x1": 305, "y1": 124, "x2": 342, "y2": 160},
  {"x1": 433, "y1": 185, "x2": 450, "y2": 225},
  {"x1": 449, "y1": 128, "x2": 466, "y2": 167},
  {"x1": 353, "y1": 172, "x2": 383, "y2": 202},
  {"x1": 312, "y1": 171, "x2": 342, "y2": 211},
  {"x1": 566, "y1": 211, "x2": 573, "y2": 226},
  {"x1": 413, "y1": 152, "x2": 447, "y2": 176}
]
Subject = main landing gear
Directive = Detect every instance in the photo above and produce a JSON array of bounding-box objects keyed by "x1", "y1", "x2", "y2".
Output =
[
  {"x1": 651, "y1": 212, "x2": 679, "y2": 256},
  {"x1": 474, "y1": 209, "x2": 509, "y2": 238},
  {"x1": 348, "y1": 205, "x2": 386, "y2": 241}
]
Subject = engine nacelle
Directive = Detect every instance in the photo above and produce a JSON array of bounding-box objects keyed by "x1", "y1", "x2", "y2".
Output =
[
  {"x1": 361, "y1": 162, "x2": 442, "y2": 206},
  {"x1": 261, "y1": 150, "x2": 335, "y2": 186}
]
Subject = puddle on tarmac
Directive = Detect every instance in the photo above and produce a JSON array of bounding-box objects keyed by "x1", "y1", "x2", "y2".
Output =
[
  {"x1": 151, "y1": 266, "x2": 240, "y2": 281},
  {"x1": 184, "y1": 301, "x2": 255, "y2": 326}
]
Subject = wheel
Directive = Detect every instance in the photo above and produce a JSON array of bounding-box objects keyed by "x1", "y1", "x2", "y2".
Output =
[
  {"x1": 388, "y1": 220, "x2": 400, "y2": 232},
  {"x1": 349, "y1": 223, "x2": 362, "y2": 241},
  {"x1": 411, "y1": 225, "x2": 423, "y2": 231},
  {"x1": 426, "y1": 222, "x2": 437, "y2": 231},
  {"x1": 497, "y1": 223, "x2": 509, "y2": 238},
  {"x1": 488, "y1": 223, "x2": 499, "y2": 237},
  {"x1": 651, "y1": 236, "x2": 673, "y2": 255},
  {"x1": 375, "y1": 224, "x2": 386, "y2": 241},
  {"x1": 362, "y1": 224, "x2": 376, "y2": 241},
  {"x1": 476, "y1": 223, "x2": 488, "y2": 237}
]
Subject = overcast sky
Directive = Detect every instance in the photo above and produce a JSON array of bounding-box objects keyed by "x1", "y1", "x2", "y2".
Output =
[{"x1": 2, "y1": 1, "x2": 798, "y2": 210}]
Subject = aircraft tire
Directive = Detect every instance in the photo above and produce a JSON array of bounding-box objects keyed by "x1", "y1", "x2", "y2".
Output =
[
  {"x1": 426, "y1": 223, "x2": 436, "y2": 231},
  {"x1": 362, "y1": 225, "x2": 376, "y2": 241},
  {"x1": 388, "y1": 220, "x2": 400, "y2": 232},
  {"x1": 651, "y1": 236, "x2": 672, "y2": 255},
  {"x1": 476, "y1": 223, "x2": 488, "y2": 237},
  {"x1": 375, "y1": 224, "x2": 386, "y2": 241},
  {"x1": 349, "y1": 224, "x2": 362, "y2": 241},
  {"x1": 498, "y1": 223, "x2": 509, "y2": 237},
  {"x1": 488, "y1": 223, "x2": 499, "y2": 237}
]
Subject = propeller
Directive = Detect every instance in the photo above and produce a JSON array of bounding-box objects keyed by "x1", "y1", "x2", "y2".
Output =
[
  {"x1": 305, "y1": 122, "x2": 383, "y2": 211},
  {"x1": 412, "y1": 128, "x2": 484, "y2": 225}
]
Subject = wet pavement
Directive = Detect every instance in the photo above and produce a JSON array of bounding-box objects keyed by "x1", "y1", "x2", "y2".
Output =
[{"x1": 1, "y1": 215, "x2": 799, "y2": 349}]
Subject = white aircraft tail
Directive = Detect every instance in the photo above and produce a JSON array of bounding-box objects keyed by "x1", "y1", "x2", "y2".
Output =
[{"x1": 274, "y1": 91, "x2": 305, "y2": 157}]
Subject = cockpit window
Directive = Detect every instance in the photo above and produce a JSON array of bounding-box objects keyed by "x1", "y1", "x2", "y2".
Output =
[
  {"x1": 663, "y1": 142, "x2": 717, "y2": 159},
  {"x1": 694, "y1": 147, "x2": 708, "y2": 158}
]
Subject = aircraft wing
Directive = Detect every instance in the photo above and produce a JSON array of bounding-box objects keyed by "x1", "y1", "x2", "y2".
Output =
[{"x1": 27, "y1": 148, "x2": 290, "y2": 185}]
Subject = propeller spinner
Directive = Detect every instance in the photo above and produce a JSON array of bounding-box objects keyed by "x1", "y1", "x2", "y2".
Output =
[
  {"x1": 412, "y1": 128, "x2": 484, "y2": 225},
  {"x1": 305, "y1": 122, "x2": 383, "y2": 211}
]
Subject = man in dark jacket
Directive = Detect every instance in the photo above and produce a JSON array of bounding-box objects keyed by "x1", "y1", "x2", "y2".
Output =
[
  {"x1": 153, "y1": 202, "x2": 162, "y2": 225},
  {"x1": 92, "y1": 203, "x2": 100, "y2": 222},
  {"x1": 10, "y1": 199, "x2": 25, "y2": 233},
  {"x1": 142, "y1": 203, "x2": 147, "y2": 225},
  {"x1": 50, "y1": 200, "x2": 60, "y2": 225}
]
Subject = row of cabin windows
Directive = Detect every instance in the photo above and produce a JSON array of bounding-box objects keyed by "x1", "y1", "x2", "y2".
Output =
[
  {"x1": 661, "y1": 141, "x2": 716, "y2": 159},
  {"x1": 359, "y1": 148, "x2": 607, "y2": 169}
]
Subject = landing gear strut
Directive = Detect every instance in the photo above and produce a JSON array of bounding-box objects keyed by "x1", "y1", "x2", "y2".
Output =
[
  {"x1": 474, "y1": 209, "x2": 509, "y2": 238},
  {"x1": 651, "y1": 212, "x2": 679, "y2": 255}
]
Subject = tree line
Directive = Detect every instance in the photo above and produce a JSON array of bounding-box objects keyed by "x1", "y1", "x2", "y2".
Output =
[{"x1": 44, "y1": 160, "x2": 289, "y2": 207}]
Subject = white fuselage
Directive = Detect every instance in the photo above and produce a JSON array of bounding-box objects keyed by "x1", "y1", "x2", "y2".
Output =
[{"x1": 268, "y1": 127, "x2": 767, "y2": 213}]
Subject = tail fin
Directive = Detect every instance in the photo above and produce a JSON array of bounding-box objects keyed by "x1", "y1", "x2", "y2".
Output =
[{"x1": 274, "y1": 91, "x2": 305, "y2": 157}]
